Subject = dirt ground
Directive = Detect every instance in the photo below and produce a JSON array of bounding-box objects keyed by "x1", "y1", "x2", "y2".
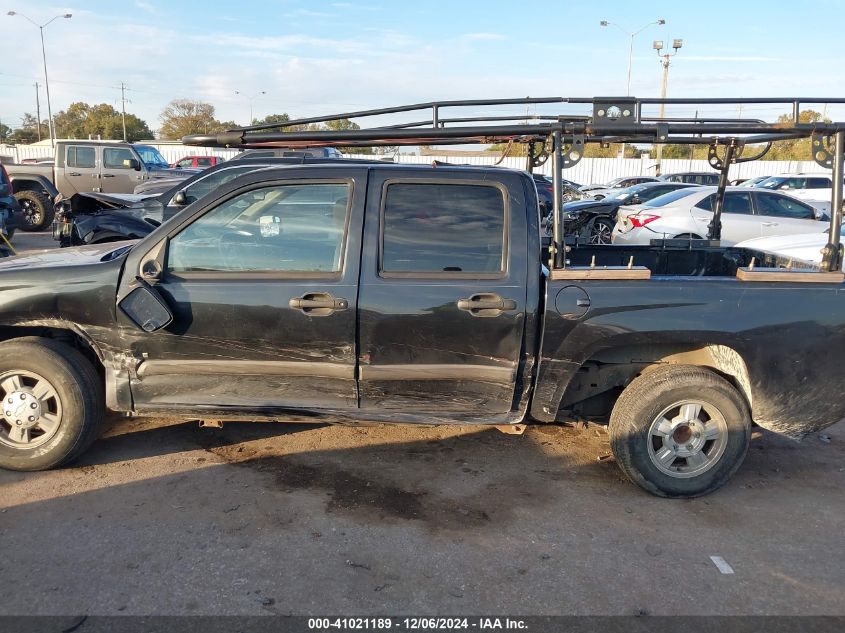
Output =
[
  {"x1": 2, "y1": 231, "x2": 844, "y2": 616},
  {"x1": 1, "y1": 415, "x2": 843, "y2": 616}
]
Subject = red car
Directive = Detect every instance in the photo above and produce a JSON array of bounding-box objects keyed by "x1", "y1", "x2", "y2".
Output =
[{"x1": 170, "y1": 155, "x2": 225, "y2": 169}]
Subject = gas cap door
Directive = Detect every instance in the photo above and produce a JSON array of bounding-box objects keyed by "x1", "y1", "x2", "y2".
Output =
[{"x1": 555, "y1": 285, "x2": 591, "y2": 319}]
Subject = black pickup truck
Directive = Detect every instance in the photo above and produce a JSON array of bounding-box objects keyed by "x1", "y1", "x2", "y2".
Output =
[{"x1": 0, "y1": 159, "x2": 843, "y2": 498}]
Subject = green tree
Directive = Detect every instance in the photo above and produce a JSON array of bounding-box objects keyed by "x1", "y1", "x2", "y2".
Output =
[
  {"x1": 53, "y1": 102, "x2": 152, "y2": 141},
  {"x1": 251, "y1": 113, "x2": 291, "y2": 127},
  {"x1": 8, "y1": 113, "x2": 48, "y2": 144},
  {"x1": 159, "y1": 99, "x2": 226, "y2": 140}
]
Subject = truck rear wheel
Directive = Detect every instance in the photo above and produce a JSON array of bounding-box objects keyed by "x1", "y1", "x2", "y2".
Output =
[
  {"x1": 14, "y1": 190, "x2": 54, "y2": 232},
  {"x1": 0, "y1": 338, "x2": 104, "y2": 471},
  {"x1": 608, "y1": 365, "x2": 751, "y2": 498}
]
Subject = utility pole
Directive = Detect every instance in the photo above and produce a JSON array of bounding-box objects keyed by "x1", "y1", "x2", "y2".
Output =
[
  {"x1": 34, "y1": 82, "x2": 42, "y2": 141},
  {"x1": 119, "y1": 82, "x2": 129, "y2": 141},
  {"x1": 7, "y1": 11, "x2": 73, "y2": 147},
  {"x1": 653, "y1": 38, "x2": 684, "y2": 175}
]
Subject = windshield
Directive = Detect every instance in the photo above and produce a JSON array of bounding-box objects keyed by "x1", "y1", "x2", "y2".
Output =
[
  {"x1": 134, "y1": 145, "x2": 170, "y2": 168},
  {"x1": 755, "y1": 177, "x2": 786, "y2": 189},
  {"x1": 642, "y1": 188, "x2": 701, "y2": 208}
]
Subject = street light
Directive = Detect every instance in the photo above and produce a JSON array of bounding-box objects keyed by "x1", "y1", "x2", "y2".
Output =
[
  {"x1": 653, "y1": 38, "x2": 684, "y2": 174},
  {"x1": 600, "y1": 18, "x2": 665, "y2": 96},
  {"x1": 234, "y1": 90, "x2": 267, "y2": 126},
  {"x1": 7, "y1": 10, "x2": 72, "y2": 147}
]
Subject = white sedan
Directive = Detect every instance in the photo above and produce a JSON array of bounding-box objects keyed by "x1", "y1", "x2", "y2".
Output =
[
  {"x1": 612, "y1": 186, "x2": 828, "y2": 246},
  {"x1": 735, "y1": 227, "x2": 845, "y2": 270}
]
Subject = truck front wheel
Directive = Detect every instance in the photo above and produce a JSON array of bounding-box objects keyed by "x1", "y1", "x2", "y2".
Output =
[
  {"x1": 609, "y1": 365, "x2": 751, "y2": 498},
  {"x1": 14, "y1": 190, "x2": 55, "y2": 232},
  {"x1": 0, "y1": 338, "x2": 104, "y2": 471}
]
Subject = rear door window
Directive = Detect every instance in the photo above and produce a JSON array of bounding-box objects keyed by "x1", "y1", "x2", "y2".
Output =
[
  {"x1": 806, "y1": 177, "x2": 831, "y2": 189},
  {"x1": 380, "y1": 182, "x2": 506, "y2": 275},
  {"x1": 66, "y1": 146, "x2": 96, "y2": 169},
  {"x1": 694, "y1": 192, "x2": 752, "y2": 214}
]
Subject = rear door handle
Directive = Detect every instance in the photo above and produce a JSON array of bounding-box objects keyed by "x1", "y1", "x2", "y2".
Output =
[
  {"x1": 289, "y1": 292, "x2": 348, "y2": 315},
  {"x1": 457, "y1": 293, "x2": 517, "y2": 317},
  {"x1": 68, "y1": 172, "x2": 81, "y2": 176},
  {"x1": 762, "y1": 222, "x2": 778, "y2": 227},
  {"x1": 102, "y1": 174, "x2": 115, "y2": 178}
]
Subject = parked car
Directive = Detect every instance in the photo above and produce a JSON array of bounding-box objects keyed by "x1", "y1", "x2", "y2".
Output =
[
  {"x1": 657, "y1": 172, "x2": 721, "y2": 185},
  {"x1": 170, "y1": 156, "x2": 226, "y2": 169},
  {"x1": 560, "y1": 181, "x2": 698, "y2": 244},
  {"x1": 0, "y1": 163, "x2": 25, "y2": 241},
  {"x1": 5, "y1": 141, "x2": 198, "y2": 231},
  {"x1": 732, "y1": 176, "x2": 769, "y2": 187},
  {"x1": 613, "y1": 186, "x2": 827, "y2": 245},
  {"x1": 750, "y1": 173, "x2": 843, "y2": 216},
  {"x1": 1, "y1": 162, "x2": 842, "y2": 500},
  {"x1": 532, "y1": 173, "x2": 583, "y2": 216},
  {"x1": 581, "y1": 176, "x2": 659, "y2": 199},
  {"x1": 54, "y1": 156, "x2": 380, "y2": 247},
  {"x1": 735, "y1": 226, "x2": 845, "y2": 271},
  {"x1": 233, "y1": 147, "x2": 344, "y2": 159}
]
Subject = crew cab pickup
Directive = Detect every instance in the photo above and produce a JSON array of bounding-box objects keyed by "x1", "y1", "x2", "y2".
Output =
[
  {"x1": 0, "y1": 163, "x2": 842, "y2": 497},
  {"x1": 5, "y1": 141, "x2": 197, "y2": 231}
]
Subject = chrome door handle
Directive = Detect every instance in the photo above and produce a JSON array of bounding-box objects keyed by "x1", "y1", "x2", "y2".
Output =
[
  {"x1": 289, "y1": 292, "x2": 348, "y2": 316},
  {"x1": 762, "y1": 222, "x2": 779, "y2": 227},
  {"x1": 68, "y1": 172, "x2": 81, "y2": 176},
  {"x1": 457, "y1": 293, "x2": 517, "y2": 317}
]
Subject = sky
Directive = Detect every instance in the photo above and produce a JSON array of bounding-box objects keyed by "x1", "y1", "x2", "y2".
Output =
[{"x1": 1, "y1": 0, "x2": 844, "y2": 135}]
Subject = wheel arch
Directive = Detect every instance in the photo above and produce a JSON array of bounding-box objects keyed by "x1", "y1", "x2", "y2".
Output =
[{"x1": 553, "y1": 342, "x2": 753, "y2": 421}]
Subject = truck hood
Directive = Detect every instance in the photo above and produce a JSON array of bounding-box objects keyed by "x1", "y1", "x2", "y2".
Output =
[{"x1": 0, "y1": 241, "x2": 136, "y2": 270}]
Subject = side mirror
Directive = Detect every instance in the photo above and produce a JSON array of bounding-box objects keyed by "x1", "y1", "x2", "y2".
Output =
[
  {"x1": 172, "y1": 190, "x2": 187, "y2": 206},
  {"x1": 629, "y1": 195, "x2": 642, "y2": 205},
  {"x1": 124, "y1": 158, "x2": 141, "y2": 171},
  {"x1": 118, "y1": 283, "x2": 173, "y2": 332}
]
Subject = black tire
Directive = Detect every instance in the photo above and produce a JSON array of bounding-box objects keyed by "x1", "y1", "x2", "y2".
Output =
[
  {"x1": 14, "y1": 190, "x2": 55, "y2": 232},
  {"x1": 588, "y1": 217, "x2": 615, "y2": 245},
  {"x1": 0, "y1": 338, "x2": 104, "y2": 471},
  {"x1": 609, "y1": 365, "x2": 751, "y2": 498}
]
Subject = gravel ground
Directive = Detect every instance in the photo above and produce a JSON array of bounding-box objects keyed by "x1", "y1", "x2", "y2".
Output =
[{"x1": 1, "y1": 229, "x2": 843, "y2": 616}]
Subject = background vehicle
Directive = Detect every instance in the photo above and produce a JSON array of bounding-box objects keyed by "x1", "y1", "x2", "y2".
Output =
[
  {"x1": 54, "y1": 156, "x2": 378, "y2": 246},
  {"x1": 735, "y1": 226, "x2": 845, "y2": 270},
  {"x1": 581, "y1": 176, "x2": 659, "y2": 199},
  {"x1": 750, "y1": 173, "x2": 843, "y2": 216},
  {"x1": 657, "y1": 172, "x2": 721, "y2": 185},
  {"x1": 561, "y1": 182, "x2": 697, "y2": 244},
  {"x1": 613, "y1": 186, "x2": 827, "y2": 245},
  {"x1": 732, "y1": 176, "x2": 769, "y2": 186},
  {"x1": 5, "y1": 141, "x2": 198, "y2": 232},
  {"x1": 233, "y1": 147, "x2": 344, "y2": 159},
  {"x1": 0, "y1": 163, "x2": 24, "y2": 241},
  {"x1": 171, "y1": 155, "x2": 226, "y2": 169}
]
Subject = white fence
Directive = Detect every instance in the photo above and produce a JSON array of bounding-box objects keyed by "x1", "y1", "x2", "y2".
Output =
[{"x1": 1, "y1": 142, "x2": 821, "y2": 183}]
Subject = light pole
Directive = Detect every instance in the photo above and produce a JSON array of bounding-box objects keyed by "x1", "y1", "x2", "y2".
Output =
[
  {"x1": 653, "y1": 38, "x2": 684, "y2": 174},
  {"x1": 600, "y1": 18, "x2": 665, "y2": 96},
  {"x1": 234, "y1": 91, "x2": 266, "y2": 126},
  {"x1": 7, "y1": 11, "x2": 72, "y2": 147}
]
